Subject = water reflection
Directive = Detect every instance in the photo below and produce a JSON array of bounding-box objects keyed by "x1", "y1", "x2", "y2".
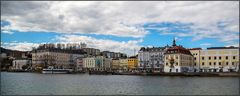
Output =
[{"x1": 1, "y1": 72, "x2": 239, "y2": 95}]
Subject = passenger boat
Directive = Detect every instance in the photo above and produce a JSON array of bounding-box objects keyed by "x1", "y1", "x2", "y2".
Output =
[{"x1": 42, "y1": 68, "x2": 73, "y2": 74}]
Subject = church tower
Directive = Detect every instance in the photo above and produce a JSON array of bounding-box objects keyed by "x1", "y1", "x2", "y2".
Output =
[{"x1": 172, "y1": 38, "x2": 176, "y2": 46}]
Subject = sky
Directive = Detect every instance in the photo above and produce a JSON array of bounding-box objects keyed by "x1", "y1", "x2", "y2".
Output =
[{"x1": 1, "y1": 1, "x2": 239, "y2": 56}]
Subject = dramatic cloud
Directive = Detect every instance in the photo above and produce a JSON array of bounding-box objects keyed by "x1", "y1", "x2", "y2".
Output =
[
  {"x1": 1, "y1": 1, "x2": 239, "y2": 50},
  {"x1": 1, "y1": 1, "x2": 149, "y2": 38},
  {"x1": 55, "y1": 35, "x2": 142, "y2": 56},
  {"x1": 1, "y1": 42, "x2": 40, "y2": 51},
  {"x1": 1, "y1": 1, "x2": 239, "y2": 39},
  {"x1": 1, "y1": 34, "x2": 143, "y2": 56}
]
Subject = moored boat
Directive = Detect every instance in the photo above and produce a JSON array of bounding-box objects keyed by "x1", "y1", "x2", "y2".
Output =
[{"x1": 42, "y1": 68, "x2": 73, "y2": 74}]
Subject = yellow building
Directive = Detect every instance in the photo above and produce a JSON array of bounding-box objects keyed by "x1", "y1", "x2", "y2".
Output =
[
  {"x1": 189, "y1": 48, "x2": 201, "y2": 72},
  {"x1": 127, "y1": 56, "x2": 138, "y2": 70},
  {"x1": 189, "y1": 47, "x2": 239, "y2": 72}
]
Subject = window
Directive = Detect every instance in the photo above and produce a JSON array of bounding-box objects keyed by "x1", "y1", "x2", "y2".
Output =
[
  {"x1": 219, "y1": 56, "x2": 221, "y2": 60},
  {"x1": 209, "y1": 62, "x2": 212, "y2": 65},
  {"x1": 232, "y1": 62, "x2": 234, "y2": 65},
  {"x1": 214, "y1": 56, "x2": 216, "y2": 60},
  {"x1": 226, "y1": 56, "x2": 228, "y2": 60},
  {"x1": 194, "y1": 57, "x2": 196, "y2": 60},
  {"x1": 176, "y1": 56, "x2": 178, "y2": 59},
  {"x1": 233, "y1": 56, "x2": 236, "y2": 59},
  {"x1": 202, "y1": 57, "x2": 204, "y2": 60},
  {"x1": 202, "y1": 62, "x2": 204, "y2": 66},
  {"x1": 166, "y1": 63, "x2": 168, "y2": 66},
  {"x1": 176, "y1": 62, "x2": 178, "y2": 66},
  {"x1": 226, "y1": 62, "x2": 228, "y2": 65},
  {"x1": 194, "y1": 63, "x2": 196, "y2": 66},
  {"x1": 219, "y1": 62, "x2": 221, "y2": 65},
  {"x1": 214, "y1": 62, "x2": 216, "y2": 65},
  {"x1": 209, "y1": 57, "x2": 211, "y2": 60}
]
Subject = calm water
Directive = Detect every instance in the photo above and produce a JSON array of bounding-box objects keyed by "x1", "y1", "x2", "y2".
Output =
[{"x1": 1, "y1": 72, "x2": 239, "y2": 95}]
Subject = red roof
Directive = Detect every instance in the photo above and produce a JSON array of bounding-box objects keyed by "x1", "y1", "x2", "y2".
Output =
[{"x1": 165, "y1": 46, "x2": 192, "y2": 55}]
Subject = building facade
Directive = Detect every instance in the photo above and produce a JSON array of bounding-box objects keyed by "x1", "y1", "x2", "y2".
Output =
[
  {"x1": 31, "y1": 44, "x2": 86, "y2": 70},
  {"x1": 112, "y1": 59, "x2": 120, "y2": 70},
  {"x1": 83, "y1": 57, "x2": 96, "y2": 70},
  {"x1": 164, "y1": 40, "x2": 194, "y2": 72},
  {"x1": 119, "y1": 58, "x2": 128, "y2": 71},
  {"x1": 103, "y1": 58, "x2": 112, "y2": 70},
  {"x1": 12, "y1": 59, "x2": 31, "y2": 70},
  {"x1": 83, "y1": 56, "x2": 112, "y2": 71},
  {"x1": 188, "y1": 48, "x2": 201, "y2": 72},
  {"x1": 76, "y1": 58, "x2": 84, "y2": 72},
  {"x1": 138, "y1": 47, "x2": 166, "y2": 72},
  {"x1": 128, "y1": 56, "x2": 138, "y2": 70},
  {"x1": 101, "y1": 51, "x2": 127, "y2": 59},
  {"x1": 189, "y1": 47, "x2": 239, "y2": 72},
  {"x1": 82, "y1": 48, "x2": 100, "y2": 56}
]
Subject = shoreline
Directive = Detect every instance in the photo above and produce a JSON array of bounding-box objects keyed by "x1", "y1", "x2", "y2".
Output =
[{"x1": 2, "y1": 71, "x2": 240, "y2": 77}]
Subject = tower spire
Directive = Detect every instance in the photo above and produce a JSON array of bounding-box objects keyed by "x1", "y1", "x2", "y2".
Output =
[{"x1": 172, "y1": 37, "x2": 176, "y2": 46}]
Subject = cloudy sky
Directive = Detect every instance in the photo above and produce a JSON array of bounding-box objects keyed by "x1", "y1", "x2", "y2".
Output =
[{"x1": 1, "y1": 1, "x2": 239, "y2": 56}]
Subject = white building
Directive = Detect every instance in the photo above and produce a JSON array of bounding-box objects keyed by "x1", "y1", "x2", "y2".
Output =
[
  {"x1": 83, "y1": 56, "x2": 112, "y2": 70},
  {"x1": 12, "y1": 59, "x2": 31, "y2": 70},
  {"x1": 164, "y1": 40, "x2": 194, "y2": 73},
  {"x1": 83, "y1": 57, "x2": 96, "y2": 69},
  {"x1": 138, "y1": 47, "x2": 167, "y2": 72}
]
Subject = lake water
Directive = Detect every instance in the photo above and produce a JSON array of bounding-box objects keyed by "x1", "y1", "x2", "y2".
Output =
[{"x1": 1, "y1": 72, "x2": 239, "y2": 95}]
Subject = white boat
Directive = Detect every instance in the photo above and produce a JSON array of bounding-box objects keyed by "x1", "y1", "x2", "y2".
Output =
[{"x1": 42, "y1": 68, "x2": 73, "y2": 74}]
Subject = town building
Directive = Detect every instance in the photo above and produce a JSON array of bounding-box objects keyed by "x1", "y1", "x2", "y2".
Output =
[
  {"x1": 95, "y1": 56, "x2": 105, "y2": 70},
  {"x1": 112, "y1": 59, "x2": 120, "y2": 70},
  {"x1": 128, "y1": 56, "x2": 138, "y2": 71},
  {"x1": 119, "y1": 58, "x2": 128, "y2": 71},
  {"x1": 164, "y1": 39, "x2": 194, "y2": 72},
  {"x1": 31, "y1": 44, "x2": 86, "y2": 70},
  {"x1": 101, "y1": 51, "x2": 127, "y2": 59},
  {"x1": 82, "y1": 48, "x2": 100, "y2": 56},
  {"x1": 138, "y1": 46, "x2": 166, "y2": 72},
  {"x1": 189, "y1": 46, "x2": 239, "y2": 72},
  {"x1": 12, "y1": 59, "x2": 31, "y2": 70},
  {"x1": 76, "y1": 58, "x2": 84, "y2": 72},
  {"x1": 83, "y1": 56, "x2": 112, "y2": 71},
  {"x1": 188, "y1": 48, "x2": 201, "y2": 72},
  {"x1": 103, "y1": 58, "x2": 112, "y2": 71},
  {"x1": 83, "y1": 57, "x2": 96, "y2": 70}
]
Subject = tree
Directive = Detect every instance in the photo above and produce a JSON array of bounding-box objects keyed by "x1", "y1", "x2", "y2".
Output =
[
  {"x1": 22, "y1": 65, "x2": 28, "y2": 70},
  {"x1": 1, "y1": 58, "x2": 13, "y2": 70}
]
